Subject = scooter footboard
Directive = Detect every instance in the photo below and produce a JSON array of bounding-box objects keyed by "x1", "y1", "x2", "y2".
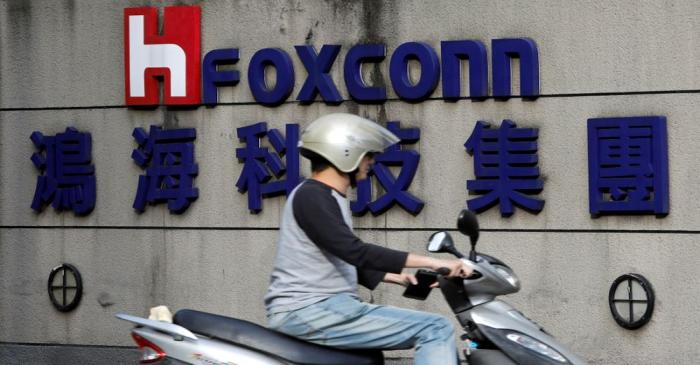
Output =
[{"x1": 468, "y1": 349, "x2": 517, "y2": 365}]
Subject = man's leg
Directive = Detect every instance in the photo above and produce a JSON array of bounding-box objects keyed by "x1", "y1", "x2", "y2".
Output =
[{"x1": 268, "y1": 293, "x2": 458, "y2": 365}]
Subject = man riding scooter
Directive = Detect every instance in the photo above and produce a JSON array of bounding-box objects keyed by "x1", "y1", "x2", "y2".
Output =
[
  {"x1": 264, "y1": 113, "x2": 473, "y2": 365},
  {"x1": 116, "y1": 112, "x2": 589, "y2": 365}
]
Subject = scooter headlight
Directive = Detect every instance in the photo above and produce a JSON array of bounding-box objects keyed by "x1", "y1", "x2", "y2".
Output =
[{"x1": 506, "y1": 333, "x2": 568, "y2": 363}]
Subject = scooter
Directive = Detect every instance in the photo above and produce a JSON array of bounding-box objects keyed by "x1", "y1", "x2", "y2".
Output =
[
  {"x1": 116, "y1": 209, "x2": 589, "y2": 364},
  {"x1": 425, "y1": 210, "x2": 589, "y2": 365}
]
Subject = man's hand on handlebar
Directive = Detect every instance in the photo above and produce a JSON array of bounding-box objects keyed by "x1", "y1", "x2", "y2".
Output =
[
  {"x1": 404, "y1": 254, "x2": 474, "y2": 285},
  {"x1": 431, "y1": 258, "x2": 473, "y2": 278}
]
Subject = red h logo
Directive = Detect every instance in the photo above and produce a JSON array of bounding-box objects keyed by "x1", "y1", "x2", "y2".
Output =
[{"x1": 124, "y1": 6, "x2": 201, "y2": 106}]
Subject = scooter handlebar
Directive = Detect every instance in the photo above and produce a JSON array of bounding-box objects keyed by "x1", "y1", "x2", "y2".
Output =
[
  {"x1": 436, "y1": 267, "x2": 451, "y2": 276},
  {"x1": 436, "y1": 263, "x2": 482, "y2": 280}
]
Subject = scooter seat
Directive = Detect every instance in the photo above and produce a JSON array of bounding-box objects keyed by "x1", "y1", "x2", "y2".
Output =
[{"x1": 174, "y1": 309, "x2": 384, "y2": 365}]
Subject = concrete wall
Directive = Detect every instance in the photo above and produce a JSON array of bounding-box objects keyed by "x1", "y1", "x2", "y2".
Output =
[{"x1": 2, "y1": 0, "x2": 699, "y2": 363}]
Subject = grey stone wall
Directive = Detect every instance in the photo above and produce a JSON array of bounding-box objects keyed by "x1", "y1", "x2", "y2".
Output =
[{"x1": 2, "y1": 1, "x2": 700, "y2": 364}]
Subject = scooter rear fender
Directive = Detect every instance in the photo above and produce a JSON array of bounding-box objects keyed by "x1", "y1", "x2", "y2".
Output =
[{"x1": 132, "y1": 326, "x2": 289, "y2": 365}]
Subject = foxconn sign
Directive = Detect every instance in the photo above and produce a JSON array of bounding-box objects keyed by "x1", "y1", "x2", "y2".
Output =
[{"x1": 124, "y1": 5, "x2": 540, "y2": 107}]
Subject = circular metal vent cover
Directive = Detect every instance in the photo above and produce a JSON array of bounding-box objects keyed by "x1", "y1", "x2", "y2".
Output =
[
  {"x1": 48, "y1": 263, "x2": 83, "y2": 312},
  {"x1": 609, "y1": 273, "x2": 654, "y2": 330}
]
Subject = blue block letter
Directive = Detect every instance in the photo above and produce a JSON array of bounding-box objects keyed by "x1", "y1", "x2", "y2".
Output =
[
  {"x1": 203, "y1": 48, "x2": 240, "y2": 106},
  {"x1": 295, "y1": 45, "x2": 343, "y2": 104},
  {"x1": 248, "y1": 48, "x2": 295, "y2": 106},
  {"x1": 344, "y1": 44, "x2": 387, "y2": 103},
  {"x1": 441, "y1": 40, "x2": 488, "y2": 101},
  {"x1": 492, "y1": 38, "x2": 539, "y2": 100},
  {"x1": 587, "y1": 116, "x2": 669, "y2": 216},
  {"x1": 390, "y1": 42, "x2": 440, "y2": 102}
]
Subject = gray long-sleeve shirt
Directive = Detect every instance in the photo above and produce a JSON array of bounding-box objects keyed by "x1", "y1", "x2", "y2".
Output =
[{"x1": 264, "y1": 179, "x2": 409, "y2": 314}]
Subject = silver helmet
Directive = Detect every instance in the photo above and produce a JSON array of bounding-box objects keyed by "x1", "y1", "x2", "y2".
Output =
[{"x1": 299, "y1": 113, "x2": 400, "y2": 173}]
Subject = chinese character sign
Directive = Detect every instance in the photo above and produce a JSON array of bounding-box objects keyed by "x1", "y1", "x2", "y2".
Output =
[
  {"x1": 351, "y1": 121, "x2": 424, "y2": 216},
  {"x1": 465, "y1": 120, "x2": 544, "y2": 216},
  {"x1": 587, "y1": 116, "x2": 669, "y2": 216},
  {"x1": 30, "y1": 127, "x2": 96, "y2": 215},
  {"x1": 132, "y1": 126, "x2": 199, "y2": 214},
  {"x1": 236, "y1": 122, "x2": 302, "y2": 213}
]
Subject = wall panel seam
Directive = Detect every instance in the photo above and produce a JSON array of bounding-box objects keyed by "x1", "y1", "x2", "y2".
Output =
[
  {"x1": 2, "y1": 89, "x2": 700, "y2": 112},
  {"x1": 1, "y1": 226, "x2": 698, "y2": 234}
]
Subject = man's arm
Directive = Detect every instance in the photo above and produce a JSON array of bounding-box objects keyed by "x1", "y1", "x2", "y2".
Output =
[
  {"x1": 358, "y1": 269, "x2": 421, "y2": 289},
  {"x1": 293, "y1": 183, "x2": 408, "y2": 273},
  {"x1": 294, "y1": 182, "x2": 473, "y2": 280},
  {"x1": 405, "y1": 253, "x2": 473, "y2": 278},
  {"x1": 357, "y1": 268, "x2": 385, "y2": 290}
]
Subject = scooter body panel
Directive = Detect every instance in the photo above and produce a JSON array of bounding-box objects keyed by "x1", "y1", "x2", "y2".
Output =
[
  {"x1": 134, "y1": 327, "x2": 289, "y2": 365},
  {"x1": 467, "y1": 300, "x2": 588, "y2": 364},
  {"x1": 117, "y1": 313, "x2": 197, "y2": 339}
]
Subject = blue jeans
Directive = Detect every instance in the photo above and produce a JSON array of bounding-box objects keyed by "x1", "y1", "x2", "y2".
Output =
[{"x1": 267, "y1": 293, "x2": 458, "y2": 365}]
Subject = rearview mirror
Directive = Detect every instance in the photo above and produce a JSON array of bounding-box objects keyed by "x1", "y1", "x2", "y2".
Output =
[
  {"x1": 427, "y1": 231, "x2": 465, "y2": 259},
  {"x1": 427, "y1": 231, "x2": 455, "y2": 253},
  {"x1": 457, "y1": 209, "x2": 479, "y2": 245}
]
